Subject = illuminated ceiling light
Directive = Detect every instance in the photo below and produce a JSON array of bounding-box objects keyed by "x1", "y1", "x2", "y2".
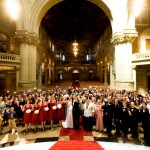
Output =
[
  {"x1": 73, "y1": 48, "x2": 78, "y2": 51},
  {"x1": 134, "y1": 0, "x2": 143, "y2": 17},
  {"x1": 73, "y1": 41, "x2": 78, "y2": 46},
  {"x1": 6, "y1": 0, "x2": 20, "y2": 20},
  {"x1": 74, "y1": 51, "x2": 78, "y2": 57}
]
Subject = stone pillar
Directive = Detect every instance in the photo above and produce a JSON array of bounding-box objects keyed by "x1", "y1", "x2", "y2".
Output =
[
  {"x1": 111, "y1": 29, "x2": 138, "y2": 90},
  {"x1": 110, "y1": 61, "x2": 114, "y2": 89},
  {"x1": 132, "y1": 65, "x2": 136, "y2": 91},
  {"x1": 44, "y1": 64, "x2": 48, "y2": 85},
  {"x1": 37, "y1": 63, "x2": 42, "y2": 88},
  {"x1": 16, "y1": 66, "x2": 20, "y2": 91},
  {"x1": 14, "y1": 30, "x2": 39, "y2": 91},
  {"x1": 99, "y1": 63, "x2": 103, "y2": 83},
  {"x1": 28, "y1": 45, "x2": 37, "y2": 82},
  {"x1": 104, "y1": 64, "x2": 108, "y2": 85},
  {"x1": 20, "y1": 44, "x2": 29, "y2": 81}
]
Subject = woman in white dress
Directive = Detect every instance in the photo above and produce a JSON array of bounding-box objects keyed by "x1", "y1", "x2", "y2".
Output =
[{"x1": 62, "y1": 97, "x2": 73, "y2": 128}]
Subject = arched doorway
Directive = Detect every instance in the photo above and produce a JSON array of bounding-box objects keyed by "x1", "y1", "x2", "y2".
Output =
[
  {"x1": 58, "y1": 71, "x2": 63, "y2": 81},
  {"x1": 89, "y1": 70, "x2": 94, "y2": 80},
  {"x1": 72, "y1": 70, "x2": 79, "y2": 82}
]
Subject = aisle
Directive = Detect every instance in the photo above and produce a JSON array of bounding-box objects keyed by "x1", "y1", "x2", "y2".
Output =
[{"x1": 60, "y1": 125, "x2": 93, "y2": 140}]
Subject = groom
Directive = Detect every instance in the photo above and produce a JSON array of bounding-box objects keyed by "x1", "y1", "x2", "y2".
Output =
[{"x1": 72, "y1": 95, "x2": 80, "y2": 129}]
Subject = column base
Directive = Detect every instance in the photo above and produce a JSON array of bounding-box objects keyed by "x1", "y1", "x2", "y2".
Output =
[
  {"x1": 104, "y1": 82, "x2": 108, "y2": 86},
  {"x1": 115, "y1": 80, "x2": 134, "y2": 90},
  {"x1": 18, "y1": 81, "x2": 37, "y2": 91}
]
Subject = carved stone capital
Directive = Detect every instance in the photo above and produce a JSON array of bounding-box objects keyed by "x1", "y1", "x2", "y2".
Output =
[
  {"x1": 15, "y1": 66, "x2": 20, "y2": 71},
  {"x1": 14, "y1": 30, "x2": 39, "y2": 46},
  {"x1": 111, "y1": 29, "x2": 138, "y2": 45}
]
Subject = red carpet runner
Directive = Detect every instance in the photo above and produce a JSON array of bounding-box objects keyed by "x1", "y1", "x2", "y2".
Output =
[
  {"x1": 72, "y1": 81, "x2": 81, "y2": 89},
  {"x1": 60, "y1": 125, "x2": 92, "y2": 140},
  {"x1": 49, "y1": 140, "x2": 105, "y2": 150}
]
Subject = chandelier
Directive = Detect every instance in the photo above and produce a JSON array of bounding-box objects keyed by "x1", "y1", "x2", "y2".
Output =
[{"x1": 72, "y1": 41, "x2": 78, "y2": 57}]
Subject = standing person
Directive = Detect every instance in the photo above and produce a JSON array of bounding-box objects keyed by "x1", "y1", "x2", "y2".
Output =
[
  {"x1": 120, "y1": 102, "x2": 130, "y2": 141},
  {"x1": 83, "y1": 99, "x2": 94, "y2": 131},
  {"x1": 62, "y1": 97, "x2": 73, "y2": 128},
  {"x1": 57, "y1": 97, "x2": 66, "y2": 127},
  {"x1": 39, "y1": 97, "x2": 49, "y2": 131},
  {"x1": 94, "y1": 99, "x2": 104, "y2": 132},
  {"x1": 139, "y1": 102, "x2": 150, "y2": 146},
  {"x1": 114, "y1": 99, "x2": 122, "y2": 136},
  {"x1": 32, "y1": 99, "x2": 40, "y2": 132},
  {"x1": 102, "y1": 96, "x2": 114, "y2": 137},
  {"x1": 7, "y1": 107, "x2": 17, "y2": 133},
  {"x1": 49, "y1": 96, "x2": 57, "y2": 130},
  {"x1": 128, "y1": 101, "x2": 139, "y2": 139},
  {"x1": 72, "y1": 96, "x2": 80, "y2": 129},
  {"x1": 22, "y1": 100, "x2": 32, "y2": 133}
]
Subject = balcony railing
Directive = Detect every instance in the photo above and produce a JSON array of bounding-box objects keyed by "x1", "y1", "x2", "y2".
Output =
[
  {"x1": 132, "y1": 52, "x2": 150, "y2": 61},
  {"x1": 0, "y1": 52, "x2": 20, "y2": 63}
]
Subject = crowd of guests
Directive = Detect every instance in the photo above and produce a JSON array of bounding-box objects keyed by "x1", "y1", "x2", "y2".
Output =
[{"x1": 0, "y1": 86, "x2": 150, "y2": 146}]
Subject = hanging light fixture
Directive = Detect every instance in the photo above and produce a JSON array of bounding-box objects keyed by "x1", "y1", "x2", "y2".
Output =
[{"x1": 73, "y1": 40, "x2": 79, "y2": 57}]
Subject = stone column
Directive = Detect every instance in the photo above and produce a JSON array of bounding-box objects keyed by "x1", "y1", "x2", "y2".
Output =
[
  {"x1": 99, "y1": 63, "x2": 103, "y2": 83},
  {"x1": 111, "y1": 29, "x2": 138, "y2": 90},
  {"x1": 44, "y1": 64, "x2": 48, "y2": 85},
  {"x1": 104, "y1": 63, "x2": 108, "y2": 85},
  {"x1": 132, "y1": 65, "x2": 136, "y2": 91},
  {"x1": 16, "y1": 66, "x2": 20, "y2": 91},
  {"x1": 14, "y1": 30, "x2": 39, "y2": 91},
  {"x1": 20, "y1": 43, "x2": 29, "y2": 81},
  {"x1": 110, "y1": 61, "x2": 114, "y2": 89},
  {"x1": 28, "y1": 45, "x2": 37, "y2": 82}
]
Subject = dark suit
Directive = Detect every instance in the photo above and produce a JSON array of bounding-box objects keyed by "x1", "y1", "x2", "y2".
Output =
[
  {"x1": 72, "y1": 100, "x2": 80, "y2": 129},
  {"x1": 139, "y1": 108, "x2": 150, "y2": 145},
  {"x1": 129, "y1": 107, "x2": 139, "y2": 138},
  {"x1": 103, "y1": 101, "x2": 114, "y2": 137}
]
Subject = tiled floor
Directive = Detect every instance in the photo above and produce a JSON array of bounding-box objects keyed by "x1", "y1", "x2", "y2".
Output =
[
  {"x1": 0, "y1": 124, "x2": 149, "y2": 150},
  {"x1": 0, "y1": 123, "x2": 147, "y2": 147}
]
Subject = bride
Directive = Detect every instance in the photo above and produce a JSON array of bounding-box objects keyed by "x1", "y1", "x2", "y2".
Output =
[{"x1": 62, "y1": 97, "x2": 73, "y2": 128}]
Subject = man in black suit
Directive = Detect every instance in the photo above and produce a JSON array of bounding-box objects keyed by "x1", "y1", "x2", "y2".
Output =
[
  {"x1": 103, "y1": 96, "x2": 114, "y2": 137},
  {"x1": 72, "y1": 95, "x2": 80, "y2": 129}
]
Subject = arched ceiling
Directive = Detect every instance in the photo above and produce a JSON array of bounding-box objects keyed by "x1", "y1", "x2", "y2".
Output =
[{"x1": 41, "y1": 0, "x2": 110, "y2": 63}]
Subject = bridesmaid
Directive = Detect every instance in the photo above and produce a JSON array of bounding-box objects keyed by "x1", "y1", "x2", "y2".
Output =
[
  {"x1": 57, "y1": 96, "x2": 66, "y2": 127},
  {"x1": 39, "y1": 97, "x2": 49, "y2": 130},
  {"x1": 32, "y1": 98, "x2": 40, "y2": 131},
  {"x1": 49, "y1": 95, "x2": 57, "y2": 130},
  {"x1": 94, "y1": 99, "x2": 104, "y2": 132},
  {"x1": 22, "y1": 99, "x2": 32, "y2": 133}
]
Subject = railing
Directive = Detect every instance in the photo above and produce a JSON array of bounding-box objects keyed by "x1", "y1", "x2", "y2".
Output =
[
  {"x1": 0, "y1": 52, "x2": 20, "y2": 63},
  {"x1": 132, "y1": 52, "x2": 150, "y2": 61}
]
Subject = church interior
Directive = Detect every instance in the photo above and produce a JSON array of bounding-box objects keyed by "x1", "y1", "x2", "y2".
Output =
[{"x1": 0, "y1": 0, "x2": 150, "y2": 150}]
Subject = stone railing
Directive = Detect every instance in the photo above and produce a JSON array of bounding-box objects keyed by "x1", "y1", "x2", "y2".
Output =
[
  {"x1": 0, "y1": 52, "x2": 20, "y2": 63},
  {"x1": 132, "y1": 52, "x2": 150, "y2": 61}
]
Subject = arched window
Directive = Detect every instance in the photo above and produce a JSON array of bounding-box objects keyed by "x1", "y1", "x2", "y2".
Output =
[{"x1": 0, "y1": 34, "x2": 7, "y2": 53}]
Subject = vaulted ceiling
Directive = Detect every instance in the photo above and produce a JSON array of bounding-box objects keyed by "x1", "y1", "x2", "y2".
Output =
[{"x1": 41, "y1": 0, "x2": 110, "y2": 62}]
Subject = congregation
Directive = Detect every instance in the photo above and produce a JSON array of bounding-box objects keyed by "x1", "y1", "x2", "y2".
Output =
[{"x1": 0, "y1": 86, "x2": 150, "y2": 146}]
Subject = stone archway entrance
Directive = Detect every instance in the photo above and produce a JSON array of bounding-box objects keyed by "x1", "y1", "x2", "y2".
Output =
[{"x1": 72, "y1": 70, "x2": 79, "y2": 82}]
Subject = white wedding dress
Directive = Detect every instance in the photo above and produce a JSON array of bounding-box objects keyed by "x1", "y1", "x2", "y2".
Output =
[{"x1": 62, "y1": 101, "x2": 73, "y2": 128}]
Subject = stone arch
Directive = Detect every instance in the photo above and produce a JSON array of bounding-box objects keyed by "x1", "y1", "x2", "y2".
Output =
[{"x1": 29, "y1": 0, "x2": 113, "y2": 34}]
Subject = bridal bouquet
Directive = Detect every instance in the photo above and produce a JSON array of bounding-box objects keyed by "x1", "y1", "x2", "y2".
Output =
[
  {"x1": 52, "y1": 106, "x2": 57, "y2": 110},
  {"x1": 57, "y1": 104, "x2": 62, "y2": 109},
  {"x1": 26, "y1": 109, "x2": 32, "y2": 114},
  {"x1": 34, "y1": 110, "x2": 39, "y2": 114},
  {"x1": 44, "y1": 107, "x2": 49, "y2": 111}
]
